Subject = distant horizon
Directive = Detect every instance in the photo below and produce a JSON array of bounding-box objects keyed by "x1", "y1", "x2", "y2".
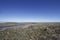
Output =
[{"x1": 0, "y1": 22, "x2": 60, "y2": 23}]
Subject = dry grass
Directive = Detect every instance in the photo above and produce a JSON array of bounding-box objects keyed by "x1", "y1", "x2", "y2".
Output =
[{"x1": 0, "y1": 23, "x2": 60, "y2": 40}]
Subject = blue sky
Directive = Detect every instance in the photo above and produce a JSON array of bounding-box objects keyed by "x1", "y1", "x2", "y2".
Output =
[{"x1": 0, "y1": 0, "x2": 60, "y2": 22}]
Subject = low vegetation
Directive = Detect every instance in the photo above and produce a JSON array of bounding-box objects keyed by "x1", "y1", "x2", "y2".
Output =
[{"x1": 0, "y1": 23, "x2": 60, "y2": 40}]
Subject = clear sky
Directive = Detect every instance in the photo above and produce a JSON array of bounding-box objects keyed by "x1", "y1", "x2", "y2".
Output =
[{"x1": 0, "y1": 0, "x2": 60, "y2": 22}]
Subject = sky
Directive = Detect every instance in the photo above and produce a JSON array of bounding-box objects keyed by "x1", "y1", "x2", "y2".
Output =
[{"x1": 0, "y1": 0, "x2": 60, "y2": 22}]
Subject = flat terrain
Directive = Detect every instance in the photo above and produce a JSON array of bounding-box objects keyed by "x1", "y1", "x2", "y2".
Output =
[{"x1": 0, "y1": 22, "x2": 60, "y2": 40}]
